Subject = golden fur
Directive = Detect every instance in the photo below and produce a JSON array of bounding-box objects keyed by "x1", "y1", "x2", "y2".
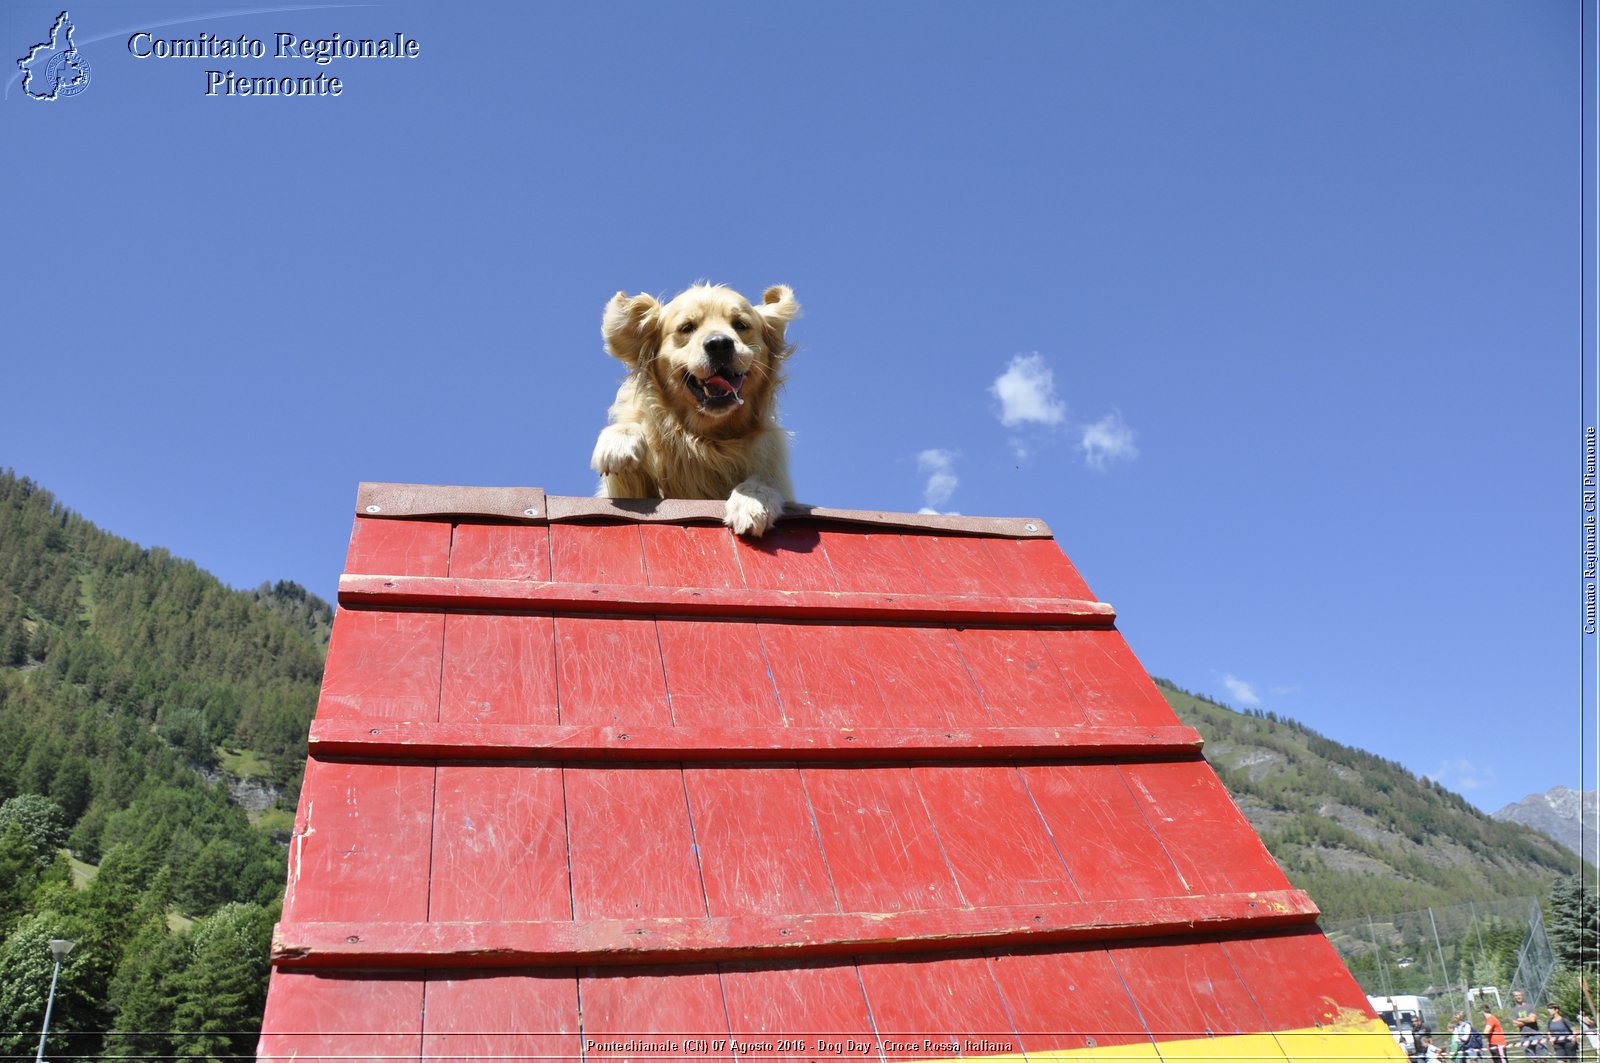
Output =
[{"x1": 591, "y1": 283, "x2": 799, "y2": 536}]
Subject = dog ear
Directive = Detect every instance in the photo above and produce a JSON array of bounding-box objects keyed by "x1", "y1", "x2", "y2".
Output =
[
  {"x1": 602, "y1": 292, "x2": 661, "y2": 367},
  {"x1": 756, "y1": 285, "x2": 799, "y2": 358},
  {"x1": 758, "y1": 285, "x2": 799, "y2": 324}
]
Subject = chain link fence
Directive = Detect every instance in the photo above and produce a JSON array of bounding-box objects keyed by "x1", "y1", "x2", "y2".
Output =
[{"x1": 1325, "y1": 898, "x2": 1555, "y2": 1027}]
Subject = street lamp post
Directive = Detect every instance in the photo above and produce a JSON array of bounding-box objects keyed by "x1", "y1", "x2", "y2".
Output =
[{"x1": 34, "y1": 938, "x2": 74, "y2": 1063}]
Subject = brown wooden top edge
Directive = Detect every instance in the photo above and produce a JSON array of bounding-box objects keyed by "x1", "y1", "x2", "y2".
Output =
[
  {"x1": 356, "y1": 482, "x2": 548, "y2": 523},
  {"x1": 354, "y1": 483, "x2": 1053, "y2": 538}
]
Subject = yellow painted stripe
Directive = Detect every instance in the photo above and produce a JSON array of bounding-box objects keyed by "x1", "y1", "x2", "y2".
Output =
[{"x1": 893, "y1": 1018, "x2": 1406, "y2": 1062}]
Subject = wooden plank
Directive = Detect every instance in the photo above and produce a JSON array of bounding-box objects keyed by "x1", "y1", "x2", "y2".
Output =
[
  {"x1": 733, "y1": 521, "x2": 839, "y2": 591},
  {"x1": 901, "y1": 534, "x2": 1003, "y2": 597},
  {"x1": 759, "y1": 622, "x2": 887, "y2": 728},
  {"x1": 1036, "y1": 628, "x2": 1178, "y2": 727},
  {"x1": 985, "y1": 536, "x2": 1096, "y2": 600},
  {"x1": 282, "y1": 760, "x2": 435, "y2": 924},
  {"x1": 577, "y1": 965, "x2": 735, "y2": 1063},
  {"x1": 912, "y1": 764, "x2": 1075, "y2": 907},
  {"x1": 985, "y1": 946, "x2": 1158, "y2": 1056},
  {"x1": 1120, "y1": 760, "x2": 1295, "y2": 897},
  {"x1": 272, "y1": 891, "x2": 1321, "y2": 969},
  {"x1": 656, "y1": 619, "x2": 785, "y2": 727},
  {"x1": 816, "y1": 529, "x2": 928, "y2": 594},
  {"x1": 856, "y1": 625, "x2": 992, "y2": 728},
  {"x1": 550, "y1": 521, "x2": 647, "y2": 585},
  {"x1": 554, "y1": 616, "x2": 671, "y2": 727},
  {"x1": 428, "y1": 764, "x2": 570, "y2": 922},
  {"x1": 339, "y1": 573, "x2": 1119, "y2": 627},
  {"x1": 438, "y1": 613, "x2": 558, "y2": 725},
  {"x1": 718, "y1": 960, "x2": 879, "y2": 1061},
  {"x1": 421, "y1": 969, "x2": 579, "y2": 1063},
  {"x1": 1220, "y1": 928, "x2": 1376, "y2": 1030},
  {"x1": 345, "y1": 515, "x2": 452, "y2": 577},
  {"x1": 564, "y1": 766, "x2": 706, "y2": 920},
  {"x1": 317, "y1": 609, "x2": 444, "y2": 721},
  {"x1": 802, "y1": 766, "x2": 963, "y2": 914},
  {"x1": 1110, "y1": 940, "x2": 1284, "y2": 1059},
  {"x1": 953, "y1": 627, "x2": 1084, "y2": 727},
  {"x1": 639, "y1": 523, "x2": 742, "y2": 588},
  {"x1": 447, "y1": 521, "x2": 551, "y2": 581},
  {"x1": 857, "y1": 953, "x2": 1019, "y2": 1061},
  {"x1": 307, "y1": 719, "x2": 1205, "y2": 761},
  {"x1": 1019, "y1": 764, "x2": 1194, "y2": 902},
  {"x1": 258, "y1": 969, "x2": 425, "y2": 1062},
  {"x1": 546, "y1": 494, "x2": 1054, "y2": 538},
  {"x1": 357, "y1": 482, "x2": 547, "y2": 523},
  {"x1": 685, "y1": 765, "x2": 838, "y2": 917}
]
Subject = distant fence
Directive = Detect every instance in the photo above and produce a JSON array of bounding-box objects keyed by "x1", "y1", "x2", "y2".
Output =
[{"x1": 1324, "y1": 897, "x2": 1553, "y2": 1018}]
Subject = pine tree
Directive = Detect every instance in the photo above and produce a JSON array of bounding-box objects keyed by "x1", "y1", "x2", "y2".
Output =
[
  {"x1": 1548, "y1": 874, "x2": 1600, "y2": 973},
  {"x1": 170, "y1": 902, "x2": 273, "y2": 1060},
  {"x1": 104, "y1": 882, "x2": 184, "y2": 1061}
]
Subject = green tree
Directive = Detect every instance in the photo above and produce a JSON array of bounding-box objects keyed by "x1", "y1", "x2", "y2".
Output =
[
  {"x1": 1548, "y1": 874, "x2": 1600, "y2": 973},
  {"x1": 104, "y1": 900, "x2": 186, "y2": 1060},
  {"x1": 0, "y1": 912, "x2": 90, "y2": 1058},
  {"x1": 0, "y1": 822, "x2": 43, "y2": 931},
  {"x1": 171, "y1": 902, "x2": 274, "y2": 1061},
  {"x1": 0, "y1": 793, "x2": 68, "y2": 867}
]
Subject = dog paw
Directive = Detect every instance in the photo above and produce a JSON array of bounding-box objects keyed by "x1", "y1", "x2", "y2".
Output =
[
  {"x1": 591, "y1": 426, "x2": 644, "y2": 476},
  {"x1": 725, "y1": 480, "x2": 784, "y2": 537}
]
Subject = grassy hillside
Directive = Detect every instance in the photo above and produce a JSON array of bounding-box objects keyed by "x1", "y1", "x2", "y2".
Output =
[{"x1": 1155, "y1": 679, "x2": 1579, "y2": 920}]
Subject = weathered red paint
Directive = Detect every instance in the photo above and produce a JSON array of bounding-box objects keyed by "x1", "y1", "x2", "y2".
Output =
[
  {"x1": 260, "y1": 484, "x2": 1379, "y2": 1061},
  {"x1": 272, "y1": 889, "x2": 1319, "y2": 969},
  {"x1": 306, "y1": 719, "x2": 1206, "y2": 761}
]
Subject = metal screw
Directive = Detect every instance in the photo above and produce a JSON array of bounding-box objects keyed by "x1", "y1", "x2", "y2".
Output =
[
  {"x1": 524, "y1": 507, "x2": 540, "y2": 517},
  {"x1": 366, "y1": 505, "x2": 382, "y2": 514},
  {"x1": 1024, "y1": 522, "x2": 1038, "y2": 531}
]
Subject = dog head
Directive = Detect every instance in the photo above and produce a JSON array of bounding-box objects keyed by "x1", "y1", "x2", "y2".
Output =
[{"x1": 602, "y1": 283, "x2": 799, "y2": 432}]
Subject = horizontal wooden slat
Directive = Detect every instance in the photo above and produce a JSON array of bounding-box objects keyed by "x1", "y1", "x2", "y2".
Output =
[
  {"x1": 338, "y1": 574, "x2": 1117, "y2": 626},
  {"x1": 353, "y1": 482, "x2": 1054, "y2": 537},
  {"x1": 272, "y1": 889, "x2": 1319, "y2": 970},
  {"x1": 307, "y1": 720, "x2": 1204, "y2": 761},
  {"x1": 357, "y1": 482, "x2": 547, "y2": 522},
  {"x1": 546, "y1": 496, "x2": 1056, "y2": 538}
]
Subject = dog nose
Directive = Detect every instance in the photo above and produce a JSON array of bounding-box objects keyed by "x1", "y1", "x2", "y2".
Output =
[{"x1": 703, "y1": 334, "x2": 734, "y2": 359}]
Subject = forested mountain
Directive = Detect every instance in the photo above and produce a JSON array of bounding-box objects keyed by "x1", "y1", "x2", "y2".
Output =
[
  {"x1": 1157, "y1": 679, "x2": 1580, "y2": 921},
  {"x1": 0, "y1": 469, "x2": 328, "y2": 1059}
]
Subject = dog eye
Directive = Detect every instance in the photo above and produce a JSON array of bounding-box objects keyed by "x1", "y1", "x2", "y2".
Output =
[
  {"x1": 677, "y1": 320, "x2": 697, "y2": 335},
  {"x1": 731, "y1": 319, "x2": 750, "y2": 332}
]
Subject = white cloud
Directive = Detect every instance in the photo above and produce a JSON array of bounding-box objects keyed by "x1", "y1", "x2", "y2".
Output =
[
  {"x1": 917, "y1": 448, "x2": 959, "y2": 511},
  {"x1": 1080, "y1": 410, "x2": 1139, "y2": 471},
  {"x1": 1221, "y1": 674, "x2": 1261, "y2": 708},
  {"x1": 991, "y1": 353, "x2": 1067, "y2": 428},
  {"x1": 1426, "y1": 758, "x2": 1495, "y2": 794}
]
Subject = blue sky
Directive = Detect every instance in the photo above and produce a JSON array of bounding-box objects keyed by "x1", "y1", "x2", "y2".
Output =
[{"x1": 1, "y1": 1, "x2": 1588, "y2": 816}]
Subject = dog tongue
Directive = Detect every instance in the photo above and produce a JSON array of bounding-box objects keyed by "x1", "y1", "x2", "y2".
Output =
[{"x1": 702, "y1": 374, "x2": 744, "y2": 398}]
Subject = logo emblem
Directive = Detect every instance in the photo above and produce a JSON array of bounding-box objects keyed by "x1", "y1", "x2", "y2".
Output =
[{"x1": 18, "y1": 11, "x2": 91, "y2": 101}]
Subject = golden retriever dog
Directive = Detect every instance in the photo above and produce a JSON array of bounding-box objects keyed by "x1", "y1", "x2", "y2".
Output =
[{"x1": 591, "y1": 283, "x2": 799, "y2": 536}]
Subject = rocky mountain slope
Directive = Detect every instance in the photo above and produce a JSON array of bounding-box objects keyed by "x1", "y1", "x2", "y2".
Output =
[{"x1": 1493, "y1": 785, "x2": 1597, "y2": 867}]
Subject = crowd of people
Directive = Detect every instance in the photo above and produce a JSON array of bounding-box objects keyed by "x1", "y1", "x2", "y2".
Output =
[{"x1": 1398, "y1": 992, "x2": 1593, "y2": 1062}]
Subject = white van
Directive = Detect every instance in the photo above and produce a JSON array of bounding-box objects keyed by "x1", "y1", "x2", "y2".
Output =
[{"x1": 1367, "y1": 994, "x2": 1441, "y2": 1045}]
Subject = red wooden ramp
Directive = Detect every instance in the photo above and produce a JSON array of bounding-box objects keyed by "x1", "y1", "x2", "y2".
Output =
[{"x1": 259, "y1": 484, "x2": 1402, "y2": 1062}]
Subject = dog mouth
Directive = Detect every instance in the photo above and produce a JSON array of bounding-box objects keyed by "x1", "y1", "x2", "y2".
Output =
[{"x1": 685, "y1": 370, "x2": 747, "y2": 410}]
